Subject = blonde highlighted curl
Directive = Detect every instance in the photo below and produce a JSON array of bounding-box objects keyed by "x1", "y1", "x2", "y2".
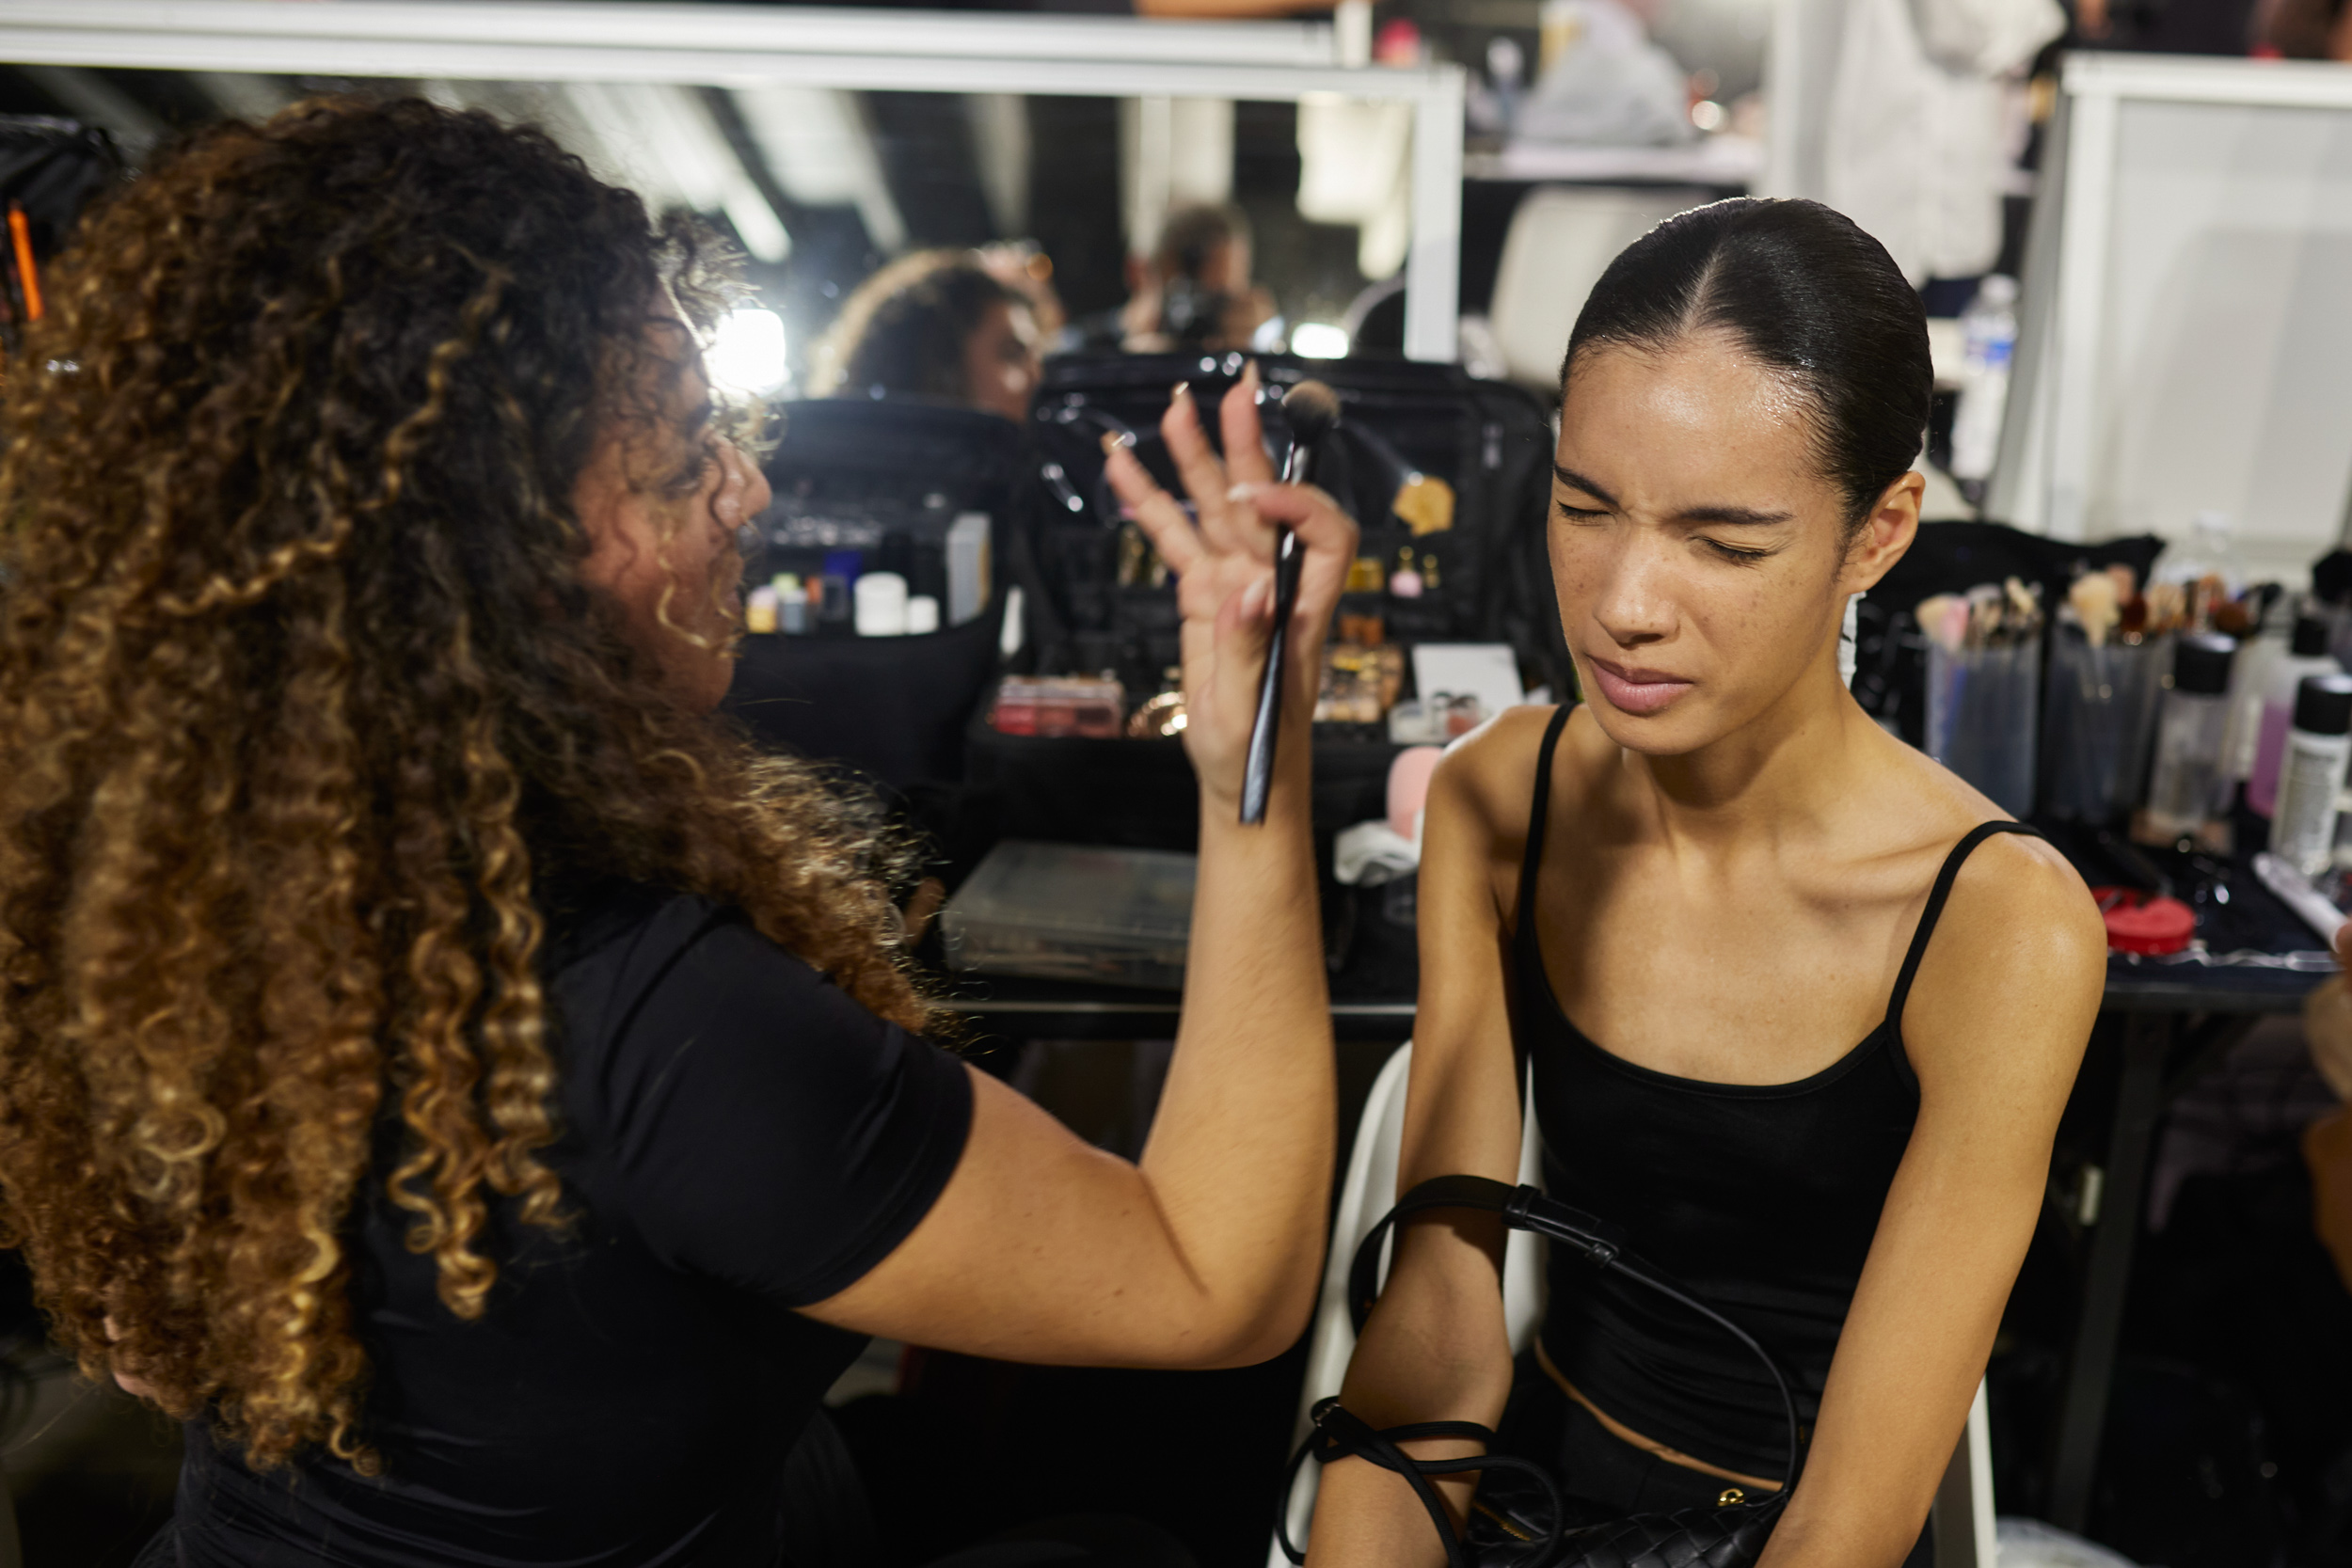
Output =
[{"x1": 0, "y1": 97, "x2": 936, "y2": 1472}]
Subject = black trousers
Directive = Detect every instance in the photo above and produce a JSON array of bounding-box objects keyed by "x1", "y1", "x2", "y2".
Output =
[
  {"x1": 1493, "y1": 1349, "x2": 1934, "y2": 1567},
  {"x1": 132, "y1": 1414, "x2": 1197, "y2": 1568}
]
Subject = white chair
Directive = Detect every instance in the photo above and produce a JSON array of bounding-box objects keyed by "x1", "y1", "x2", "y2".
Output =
[
  {"x1": 1270, "y1": 1041, "x2": 1996, "y2": 1568},
  {"x1": 1485, "y1": 187, "x2": 1714, "y2": 389}
]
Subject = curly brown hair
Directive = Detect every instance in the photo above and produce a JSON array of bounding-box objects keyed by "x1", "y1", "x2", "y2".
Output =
[
  {"x1": 0, "y1": 96, "x2": 933, "y2": 1473},
  {"x1": 809, "y1": 248, "x2": 1023, "y2": 404}
]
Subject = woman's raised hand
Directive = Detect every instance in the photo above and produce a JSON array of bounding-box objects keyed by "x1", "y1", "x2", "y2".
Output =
[{"x1": 1101, "y1": 364, "x2": 1358, "y2": 816}]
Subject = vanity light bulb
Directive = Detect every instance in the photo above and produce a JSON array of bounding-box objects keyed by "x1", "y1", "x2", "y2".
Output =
[
  {"x1": 1291, "y1": 322, "x2": 1350, "y2": 360},
  {"x1": 707, "y1": 308, "x2": 790, "y2": 397}
]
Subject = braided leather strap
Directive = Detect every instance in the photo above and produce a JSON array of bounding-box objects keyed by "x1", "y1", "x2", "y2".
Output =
[
  {"x1": 1274, "y1": 1397, "x2": 1565, "y2": 1568},
  {"x1": 1279, "y1": 1177, "x2": 1806, "y2": 1566}
]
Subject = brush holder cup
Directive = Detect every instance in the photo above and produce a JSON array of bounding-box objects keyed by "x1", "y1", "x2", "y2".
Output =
[
  {"x1": 2039, "y1": 627, "x2": 2169, "y2": 825},
  {"x1": 1927, "y1": 641, "x2": 2041, "y2": 818}
]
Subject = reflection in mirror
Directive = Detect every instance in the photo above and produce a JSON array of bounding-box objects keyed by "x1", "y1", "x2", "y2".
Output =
[{"x1": 0, "y1": 66, "x2": 1395, "y2": 404}]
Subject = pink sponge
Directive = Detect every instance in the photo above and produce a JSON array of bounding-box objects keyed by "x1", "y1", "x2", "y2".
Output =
[{"x1": 1388, "y1": 746, "x2": 1445, "y2": 841}]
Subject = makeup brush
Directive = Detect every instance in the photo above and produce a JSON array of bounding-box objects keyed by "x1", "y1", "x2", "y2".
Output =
[{"x1": 1240, "y1": 379, "x2": 1342, "y2": 825}]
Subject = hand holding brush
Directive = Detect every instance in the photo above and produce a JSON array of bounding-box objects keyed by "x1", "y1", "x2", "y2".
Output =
[
  {"x1": 1098, "y1": 365, "x2": 1358, "y2": 827},
  {"x1": 1238, "y1": 380, "x2": 1342, "y2": 822}
]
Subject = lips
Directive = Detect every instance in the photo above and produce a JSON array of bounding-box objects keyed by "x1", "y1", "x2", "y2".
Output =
[{"x1": 1584, "y1": 654, "x2": 1692, "y2": 716}]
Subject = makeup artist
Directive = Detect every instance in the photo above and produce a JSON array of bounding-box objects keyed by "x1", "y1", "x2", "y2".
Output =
[
  {"x1": 0, "y1": 97, "x2": 1355, "y2": 1568},
  {"x1": 1307, "y1": 199, "x2": 2107, "y2": 1567}
]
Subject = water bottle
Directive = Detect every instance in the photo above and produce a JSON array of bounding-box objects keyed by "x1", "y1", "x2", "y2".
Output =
[
  {"x1": 2153, "y1": 510, "x2": 2249, "y2": 603},
  {"x1": 1486, "y1": 36, "x2": 1525, "y2": 136},
  {"x1": 1948, "y1": 276, "x2": 2018, "y2": 485}
]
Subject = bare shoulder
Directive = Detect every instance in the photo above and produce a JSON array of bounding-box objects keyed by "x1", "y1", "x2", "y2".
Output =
[
  {"x1": 1425, "y1": 704, "x2": 1571, "y2": 839},
  {"x1": 1904, "y1": 823, "x2": 2107, "y2": 1098}
]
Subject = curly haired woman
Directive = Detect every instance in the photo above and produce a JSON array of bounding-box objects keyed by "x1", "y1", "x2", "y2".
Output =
[
  {"x1": 809, "y1": 250, "x2": 1042, "y2": 422},
  {"x1": 0, "y1": 98, "x2": 1356, "y2": 1567}
]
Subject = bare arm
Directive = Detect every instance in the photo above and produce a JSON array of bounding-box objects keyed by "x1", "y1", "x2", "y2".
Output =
[
  {"x1": 1760, "y1": 836, "x2": 2106, "y2": 1566},
  {"x1": 1307, "y1": 714, "x2": 1553, "y2": 1564},
  {"x1": 804, "y1": 372, "x2": 1357, "y2": 1369}
]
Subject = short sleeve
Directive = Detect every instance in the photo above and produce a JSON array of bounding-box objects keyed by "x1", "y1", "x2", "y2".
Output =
[{"x1": 559, "y1": 897, "x2": 973, "y2": 1307}]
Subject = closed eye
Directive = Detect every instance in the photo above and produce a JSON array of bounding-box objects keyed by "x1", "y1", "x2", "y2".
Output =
[
  {"x1": 1700, "y1": 537, "x2": 1772, "y2": 563},
  {"x1": 1555, "y1": 500, "x2": 1608, "y2": 521}
]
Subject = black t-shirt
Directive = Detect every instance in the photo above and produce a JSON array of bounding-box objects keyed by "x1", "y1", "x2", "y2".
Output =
[{"x1": 159, "y1": 884, "x2": 974, "y2": 1567}]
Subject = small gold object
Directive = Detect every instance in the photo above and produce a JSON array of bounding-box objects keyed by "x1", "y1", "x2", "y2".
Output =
[
  {"x1": 1391, "y1": 471, "x2": 1455, "y2": 535},
  {"x1": 1344, "y1": 556, "x2": 1386, "y2": 594},
  {"x1": 1469, "y1": 1499, "x2": 1535, "y2": 1543},
  {"x1": 1117, "y1": 521, "x2": 1151, "y2": 587},
  {"x1": 1717, "y1": 1487, "x2": 1745, "y2": 1508},
  {"x1": 1126, "y1": 689, "x2": 1187, "y2": 738}
]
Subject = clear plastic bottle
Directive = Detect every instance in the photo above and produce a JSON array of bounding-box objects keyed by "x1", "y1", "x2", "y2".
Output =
[
  {"x1": 2271, "y1": 673, "x2": 2352, "y2": 877},
  {"x1": 1948, "y1": 276, "x2": 2018, "y2": 484},
  {"x1": 2220, "y1": 594, "x2": 2290, "y2": 784},
  {"x1": 2140, "y1": 633, "x2": 2236, "y2": 845},
  {"x1": 2248, "y1": 615, "x2": 2344, "y2": 816},
  {"x1": 2153, "y1": 510, "x2": 2249, "y2": 602}
]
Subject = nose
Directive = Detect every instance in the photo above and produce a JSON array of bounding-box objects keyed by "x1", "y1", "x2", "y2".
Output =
[
  {"x1": 713, "y1": 439, "x2": 771, "y2": 552},
  {"x1": 1587, "y1": 528, "x2": 1677, "y2": 650}
]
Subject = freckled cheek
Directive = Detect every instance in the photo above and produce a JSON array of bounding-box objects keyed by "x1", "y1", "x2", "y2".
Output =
[
  {"x1": 1692, "y1": 577, "x2": 1809, "y2": 679},
  {"x1": 1546, "y1": 529, "x2": 1608, "y2": 622}
]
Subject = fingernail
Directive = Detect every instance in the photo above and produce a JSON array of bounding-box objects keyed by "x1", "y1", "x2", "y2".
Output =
[
  {"x1": 1243, "y1": 359, "x2": 1262, "y2": 388},
  {"x1": 1100, "y1": 431, "x2": 1134, "y2": 456},
  {"x1": 1170, "y1": 381, "x2": 1192, "y2": 403},
  {"x1": 1240, "y1": 573, "x2": 1272, "y2": 623}
]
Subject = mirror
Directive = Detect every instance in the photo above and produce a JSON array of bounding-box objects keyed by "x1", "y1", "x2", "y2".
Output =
[{"x1": 0, "y1": 65, "x2": 1431, "y2": 388}]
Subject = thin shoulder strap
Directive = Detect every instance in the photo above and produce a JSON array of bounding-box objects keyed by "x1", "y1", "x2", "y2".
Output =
[
  {"x1": 1514, "y1": 705, "x2": 1575, "y2": 945},
  {"x1": 1883, "y1": 821, "x2": 2046, "y2": 1034}
]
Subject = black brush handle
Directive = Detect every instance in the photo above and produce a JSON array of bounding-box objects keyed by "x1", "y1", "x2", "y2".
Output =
[{"x1": 1239, "y1": 527, "x2": 1303, "y2": 825}]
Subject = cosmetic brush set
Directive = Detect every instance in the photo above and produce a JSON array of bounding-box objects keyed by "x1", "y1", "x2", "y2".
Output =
[
  {"x1": 988, "y1": 371, "x2": 1471, "y2": 754},
  {"x1": 1917, "y1": 579, "x2": 2045, "y2": 816}
]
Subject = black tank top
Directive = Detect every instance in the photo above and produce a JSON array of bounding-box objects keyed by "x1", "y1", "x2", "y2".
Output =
[{"x1": 1512, "y1": 705, "x2": 2038, "y2": 1479}]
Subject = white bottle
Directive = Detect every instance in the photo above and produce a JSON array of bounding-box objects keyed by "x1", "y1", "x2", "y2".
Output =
[
  {"x1": 2248, "y1": 616, "x2": 2343, "y2": 816},
  {"x1": 2270, "y1": 673, "x2": 2352, "y2": 878},
  {"x1": 1948, "y1": 276, "x2": 2018, "y2": 483},
  {"x1": 947, "y1": 513, "x2": 991, "y2": 626},
  {"x1": 853, "y1": 571, "x2": 910, "y2": 637}
]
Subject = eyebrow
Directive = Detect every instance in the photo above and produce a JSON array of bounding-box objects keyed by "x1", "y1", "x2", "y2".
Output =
[{"x1": 1551, "y1": 463, "x2": 1794, "y2": 527}]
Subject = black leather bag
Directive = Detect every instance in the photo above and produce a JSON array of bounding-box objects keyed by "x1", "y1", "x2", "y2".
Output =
[{"x1": 1276, "y1": 1175, "x2": 1801, "y2": 1568}]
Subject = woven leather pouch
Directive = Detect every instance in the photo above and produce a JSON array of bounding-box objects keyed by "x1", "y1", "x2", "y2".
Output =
[{"x1": 1275, "y1": 1176, "x2": 1800, "y2": 1568}]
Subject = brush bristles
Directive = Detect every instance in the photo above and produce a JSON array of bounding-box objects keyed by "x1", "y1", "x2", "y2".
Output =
[{"x1": 1280, "y1": 380, "x2": 1342, "y2": 450}]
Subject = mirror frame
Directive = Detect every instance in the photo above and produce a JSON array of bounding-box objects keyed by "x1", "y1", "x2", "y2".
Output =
[{"x1": 1, "y1": 0, "x2": 1466, "y2": 360}]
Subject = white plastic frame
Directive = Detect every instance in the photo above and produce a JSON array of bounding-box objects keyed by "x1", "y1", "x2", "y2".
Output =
[
  {"x1": 0, "y1": 0, "x2": 1466, "y2": 360},
  {"x1": 1989, "y1": 52, "x2": 2352, "y2": 538}
]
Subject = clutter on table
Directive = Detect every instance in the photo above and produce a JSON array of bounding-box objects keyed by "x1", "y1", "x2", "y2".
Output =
[
  {"x1": 940, "y1": 840, "x2": 1196, "y2": 990},
  {"x1": 741, "y1": 507, "x2": 991, "y2": 641}
]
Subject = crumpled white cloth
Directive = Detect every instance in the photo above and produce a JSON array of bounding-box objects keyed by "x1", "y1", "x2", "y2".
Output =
[
  {"x1": 1820, "y1": 0, "x2": 2062, "y2": 282},
  {"x1": 1334, "y1": 819, "x2": 1421, "y2": 887}
]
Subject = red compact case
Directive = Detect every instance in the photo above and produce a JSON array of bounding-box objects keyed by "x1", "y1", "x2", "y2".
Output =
[{"x1": 2090, "y1": 886, "x2": 2195, "y2": 956}]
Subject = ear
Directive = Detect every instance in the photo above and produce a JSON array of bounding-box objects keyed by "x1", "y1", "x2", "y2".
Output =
[{"x1": 1837, "y1": 470, "x2": 1923, "y2": 597}]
